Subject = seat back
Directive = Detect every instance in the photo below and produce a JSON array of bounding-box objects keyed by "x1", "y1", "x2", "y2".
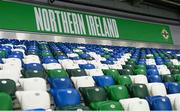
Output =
[
  {"x1": 105, "y1": 85, "x2": 129, "y2": 100},
  {"x1": 93, "y1": 76, "x2": 115, "y2": 87},
  {"x1": 50, "y1": 88, "x2": 80, "y2": 108},
  {"x1": 79, "y1": 87, "x2": 107, "y2": 105}
]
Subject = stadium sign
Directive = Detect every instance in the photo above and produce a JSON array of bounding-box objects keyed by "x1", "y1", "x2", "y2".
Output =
[
  {"x1": 0, "y1": 1, "x2": 173, "y2": 44},
  {"x1": 34, "y1": 7, "x2": 119, "y2": 38}
]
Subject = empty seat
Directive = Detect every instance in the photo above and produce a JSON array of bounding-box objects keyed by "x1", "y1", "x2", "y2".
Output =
[
  {"x1": 90, "y1": 101, "x2": 124, "y2": 110},
  {"x1": 16, "y1": 91, "x2": 51, "y2": 110},
  {"x1": 50, "y1": 88, "x2": 80, "y2": 108},
  {"x1": 102, "y1": 69, "x2": 120, "y2": 81},
  {"x1": 105, "y1": 85, "x2": 130, "y2": 101},
  {"x1": 23, "y1": 58, "x2": 41, "y2": 64},
  {"x1": 43, "y1": 63, "x2": 62, "y2": 70},
  {"x1": 71, "y1": 76, "x2": 95, "y2": 89},
  {"x1": 158, "y1": 69, "x2": 171, "y2": 75},
  {"x1": 146, "y1": 96, "x2": 172, "y2": 110},
  {"x1": 170, "y1": 68, "x2": 180, "y2": 74},
  {"x1": 19, "y1": 78, "x2": 47, "y2": 91},
  {"x1": 0, "y1": 70, "x2": 21, "y2": 86},
  {"x1": 2, "y1": 62, "x2": 22, "y2": 71},
  {"x1": 85, "y1": 69, "x2": 104, "y2": 76},
  {"x1": 0, "y1": 92, "x2": 13, "y2": 110},
  {"x1": 119, "y1": 98, "x2": 150, "y2": 111},
  {"x1": 93, "y1": 76, "x2": 115, "y2": 87},
  {"x1": 122, "y1": 64, "x2": 134, "y2": 70},
  {"x1": 3, "y1": 58, "x2": 22, "y2": 67},
  {"x1": 119, "y1": 69, "x2": 134, "y2": 75},
  {"x1": 165, "y1": 82, "x2": 180, "y2": 94},
  {"x1": 147, "y1": 75, "x2": 162, "y2": 83},
  {"x1": 0, "y1": 50, "x2": 7, "y2": 58},
  {"x1": 66, "y1": 69, "x2": 87, "y2": 77},
  {"x1": 79, "y1": 87, "x2": 107, "y2": 105},
  {"x1": 147, "y1": 69, "x2": 159, "y2": 75},
  {"x1": 116, "y1": 75, "x2": 132, "y2": 86},
  {"x1": 79, "y1": 64, "x2": 95, "y2": 69},
  {"x1": 131, "y1": 75, "x2": 148, "y2": 84},
  {"x1": 167, "y1": 94, "x2": 180, "y2": 111},
  {"x1": 128, "y1": 84, "x2": 149, "y2": 98},
  {"x1": 73, "y1": 60, "x2": 87, "y2": 64},
  {"x1": 0, "y1": 79, "x2": 16, "y2": 96},
  {"x1": 60, "y1": 105, "x2": 90, "y2": 110},
  {"x1": 60, "y1": 60, "x2": 79, "y2": 69},
  {"x1": 22, "y1": 70, "x2": 46, "y2": 78},
  {"x1": 161, "y1": 74, "x2": 175, "y2": 82},
  {"x1": 147, "y1": 83, "x2": 167, "y2": 96},
  {"x1": 47, "y1": 69, "x2": 68, "y2": 78},
  {"x1": 108, "y1": 64, "x2": 122, "y2": 69},
  {"x1": 95, "y1": 63, "x2": 109, "y2": 69},
  {"x1": 24, "y1": 63, "x2": 44, "y2": 71},
  {"x1": 134, "y1": 68, "x2": 146, "y2": 75},
  {"x1": 48, "y1": 77, "x2": 73, "y2": 89},
  {"x1": 174, "y1": 74, "x2": 180, "y2": 82}
]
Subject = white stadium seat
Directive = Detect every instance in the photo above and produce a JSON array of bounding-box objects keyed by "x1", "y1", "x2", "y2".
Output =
[
  {"x1": 85, "y1": 69, "x2": 104, "y2": 76},
  {"x1": 166, "y1": 94, "x2": 180, "y2": 111},
  {"x1": 0, "y1": 70, "x2": 21, "y2": 86},
  {"x1": 147, "y1": 83, "x2": 167, "y2": 96},
  {"x1": 43, "y1": 63, "x2": 62, "y2": 70},
  {"x1": 119, "y1": 98, "x2": 150, "y2": 111},
  {"x1": 19, "y1": 78, "x2": 47, "y2": 91},
  {"x1": 16, "y1": 91, "x2": 50, "y2": 110},
  {"x1": 131, "y1": 75, "x2": 148, "y2": 84},
  {"x1": 71, "y1": 76, "x2": 95, "y2": 89}
]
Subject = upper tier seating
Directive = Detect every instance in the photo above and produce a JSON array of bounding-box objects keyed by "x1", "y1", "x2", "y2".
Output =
[{"x1": 0, "y1": 38, "x2": 180, "y2": 110}]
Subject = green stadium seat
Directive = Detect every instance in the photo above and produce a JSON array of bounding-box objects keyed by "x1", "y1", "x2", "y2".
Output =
[
  {"x1": 47, "y1": 69, "x2": 68, "y2": 78},
  {"x1": 128, "y1": 84, "x2": 149, "y2": 98},
  {"x1": 59, "y1": 104, "x2": 90, "y2": 110},
  {"x1": 90, "y1": 101, "x2": 124, "y2": 110},
  {"x1": 0, "y1": 50, "x2": 6, "y2": 58},
  {"x1": 126, "y1": 60, "x2": 136, "y2": 66},
  {"x1": 26, "y1": 51, "x2": 39, "y2": 55},
  {"x1": 116, "y1": 75, "x2": 132, "y2": 86},
  {"x1": 134, "y1": 68, "x2": 146, "y2": 75},
  {"x1": 102, "y1": 69, "x2": 120, "y2": 81},
  {"x1": 22, "y1": 70, "x2": 46, "y2": 78},
  {"x1": 171, "y1": 69, "x2": 180, "y2": 74},
  {"x1": 0, "y1": 92, "x2": 13, "y2": 110},
  {"x1": 79, "y1": 87, "x2": 107, "y2": 105},
  {"x1": 122, "y1": 65, "x2": 134, "y2": 70},
  {"x1": 135, "y1": 65, "x2": 146, "y2": 70},
  {"x1": 66, "y1": 69, "x2": 87, "y2": 77},
  {"x1": 119, "y1": 69, "x2": 134, "y2": 75},
  {"x1": 165, "y1": 62, "x2": 173, "y2": 66},
  {"x1": 174, "y1": 74, "x2": 180, "y2": 82},
  {"x1": 105, "y1": 85, "x2": 129, "y2": 101},
  {"x1": 0, "y1": 79, "x2": 16, "y2": 97},
  {"x1": 161, "y1": 74, "x2": 175, "y2": 82}
]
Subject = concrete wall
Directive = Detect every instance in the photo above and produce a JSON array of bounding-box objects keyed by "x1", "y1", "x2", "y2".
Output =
[{"x1": 171, "y1": 25, "x2": 180, "y2": 45}]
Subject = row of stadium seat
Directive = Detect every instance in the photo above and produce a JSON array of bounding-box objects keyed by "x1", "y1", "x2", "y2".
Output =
[{"x1": 0, "y1": 38, "x2": 180, "y2": 110}]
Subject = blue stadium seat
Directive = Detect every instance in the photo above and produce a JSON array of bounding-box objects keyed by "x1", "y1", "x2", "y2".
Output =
[
  {"x1": 148, "y1": 75, "x2": 162, "y2": 83},
  {"x1": 93, "y1": 76, "x2": 115, "y2": 87},
  {"x1": 48, "y1": 77, "x2": 74, "y2": 89},
  {"x1": 146, "y1": 96, "x2": 172, "y2": 110},
  {"x1": 79, "y1": 64, "x2": 95, "y2": 69},
  {"x1": 147, "y1": 69, "x2": 159, "y2": 75},
  {"x1": 165, "y1": 82, "x2": 180, "y2": 94},
  {"x1": 50, "y1": 88, "x2": 81, "y2": 108},
  {"x1": 23, "y1": 63, "x2": 44, "y2": 71}
]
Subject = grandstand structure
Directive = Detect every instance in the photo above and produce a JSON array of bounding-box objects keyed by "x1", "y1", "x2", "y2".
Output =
[{"x1": 0, "y1": 0, "x2": 180, "y2": 110}]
